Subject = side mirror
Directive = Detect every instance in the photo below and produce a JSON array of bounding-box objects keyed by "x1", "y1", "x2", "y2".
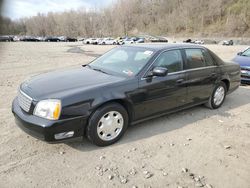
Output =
[
  {"x1": 148, "y1": 67, "x2": 168, "y2": 77},
  {"x1": 237, "y1": 52, "x2": 243, "y2": 56}
]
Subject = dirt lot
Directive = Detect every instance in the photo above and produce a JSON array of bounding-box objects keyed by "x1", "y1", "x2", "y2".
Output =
[{"x1": 0, "y1": 42, "x2": 249, "y2": 188}]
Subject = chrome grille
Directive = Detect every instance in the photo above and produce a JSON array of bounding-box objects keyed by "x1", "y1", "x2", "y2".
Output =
[{"x1": 18, "y1": 89, "x2": 32, "y2": 112}]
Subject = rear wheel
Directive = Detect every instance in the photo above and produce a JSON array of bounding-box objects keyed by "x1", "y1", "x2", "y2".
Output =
[
  {"x1": 206, "y1": 82, "x2": 227, "y2": 109},
  {"x1": 86, "y1": 103, "x2": 128, "y2": 146}
]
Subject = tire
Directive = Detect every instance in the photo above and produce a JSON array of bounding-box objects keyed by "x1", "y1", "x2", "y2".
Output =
[
  {"x1": 205, "y1": 82, "x2": 227, "y2": 109},
  {"x1": 86, "y1": 103, "x2": 128, "y2": 146}
]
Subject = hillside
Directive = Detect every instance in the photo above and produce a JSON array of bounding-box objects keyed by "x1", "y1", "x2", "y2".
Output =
[{"x1": 0, "y1": 0, "x2": 250, "y2": 37}]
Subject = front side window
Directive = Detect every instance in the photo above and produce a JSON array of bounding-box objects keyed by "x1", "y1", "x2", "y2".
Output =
[
  {"x1": 185, "y1": 48, "x2": 215, "y2": 69},
  {"x1": 153, "y1": 50, "x2": 183, "y2": 73}
]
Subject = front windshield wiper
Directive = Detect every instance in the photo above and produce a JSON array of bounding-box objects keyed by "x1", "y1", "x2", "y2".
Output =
[
  {"x1": 84, "y1": 64, "x2": 110, "y2": 75},
  {"x1": 242, "y1": 54, "x2": 250, "y2": 57},
  {"x1": 92, "y1": 68, "x2": 110, "y2": 75}
]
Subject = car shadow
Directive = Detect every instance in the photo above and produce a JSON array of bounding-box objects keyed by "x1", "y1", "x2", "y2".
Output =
[{"x1": 66, "y1": 86, "x2": 250, "y2": 152}]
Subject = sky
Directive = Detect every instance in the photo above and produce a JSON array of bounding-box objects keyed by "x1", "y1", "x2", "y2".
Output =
[{"x1": 1, "y1": 0, "x2": 114, "y2": 20}]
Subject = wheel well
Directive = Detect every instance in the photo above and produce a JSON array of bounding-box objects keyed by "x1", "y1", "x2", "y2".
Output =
[
  {"x1": 95, "y1": 99, "x2": 133, "y2": 123},
  {"x1": 221, "y1": 79, "x2": 230, "y2": 91}
]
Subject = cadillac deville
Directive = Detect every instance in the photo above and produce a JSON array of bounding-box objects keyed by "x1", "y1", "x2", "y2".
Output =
[{"x1": 12, "y1": 44, "x2": 240, "y2": 146}]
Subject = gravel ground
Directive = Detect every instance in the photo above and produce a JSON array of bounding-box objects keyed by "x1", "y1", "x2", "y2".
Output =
[{"x1": 0, "y1": 42, "x2": 249, "y2": 188}]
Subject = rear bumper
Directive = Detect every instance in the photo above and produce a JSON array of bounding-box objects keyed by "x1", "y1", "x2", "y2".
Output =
[{"x1": 12, "y1": 98, "x2": 88, "y2": 142}]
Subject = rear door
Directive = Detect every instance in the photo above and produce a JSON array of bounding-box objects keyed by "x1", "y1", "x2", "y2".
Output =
[{"x1": 184, "y1": 48, "x2": 217, "y2": 104}]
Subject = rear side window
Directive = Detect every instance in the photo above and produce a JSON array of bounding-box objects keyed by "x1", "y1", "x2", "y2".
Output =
[
  {"x1": 185, "y1": 48, "x2": 215, "y2": 69},
  {"x1": 154, "y1": 50, "x2": 183, "y2": 73}
]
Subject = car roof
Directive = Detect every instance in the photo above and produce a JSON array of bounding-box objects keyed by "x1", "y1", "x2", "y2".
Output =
[{"x1": 123, "y1": 43, "x2": 206, "y2": 51}]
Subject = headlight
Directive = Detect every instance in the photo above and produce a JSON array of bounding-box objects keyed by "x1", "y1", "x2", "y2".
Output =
[{"x1": 34, "y1": 99, "x2": 61, "y2": 120}]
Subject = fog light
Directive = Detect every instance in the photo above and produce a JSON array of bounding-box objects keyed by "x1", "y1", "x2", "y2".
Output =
[{"x1": 55, "y1": 131, "x2": 74, "y2": 140}]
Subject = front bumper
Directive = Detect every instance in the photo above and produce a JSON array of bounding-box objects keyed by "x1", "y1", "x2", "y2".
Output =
[
  {"x1": 241, "y1": 69, "x2": 250, "y2": 84},
  {"x1": 241, "y1": 76, "x2": 250, "y2": 84},
  {"x1": 12, "y1": 98, "x2": 87, "y2": 142}
]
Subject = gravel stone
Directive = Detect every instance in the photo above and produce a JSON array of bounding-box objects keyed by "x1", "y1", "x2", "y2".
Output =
[
  {"x1": 182, "y1": 168, "x2": 188, "y2": 173},
  {"x1": 129, "y1": 168, "x2": 137, "y2": 175},
  {"x1": 99, "y1": 156, "x2": 105, "y2": 160},
  {"x1": 194, "y1": 176, "x2": 201, "y2": 181},
  {"x1": 143, "y1": 170, "x2": 149, "y2": 175},
  {"x1": 205, "y1": 184, "x2": 213, "y2": 188},
  {"x1": 162, "y1": 172, "x2": 168, "y2": 176},
  {"x1": 224, "y1": 145, "x2": 232, "y2": 149},
  {"x1": 95, "y1": 166, "x2": 101, "y2": 170},
  {"x1": 108, "y1": 175, "x2": 114, "y2": 180},
  {"x1": 195, "y1": 182, "x2": 204, "y2": 187},
  {"x1": 120, "y1": 178, "x2": 127, "y2": 184},
  {"x1": 144, "y1": 173, "x2": 153, "y2": 179}
]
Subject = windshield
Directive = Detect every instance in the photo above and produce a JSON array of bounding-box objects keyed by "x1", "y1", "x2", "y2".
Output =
[
  {"x1": 242, "y1": 48, "x2": 250, "y2": 57},
  {"x1": 89, "y1": 47, "x2": 155, "y2": 77}
]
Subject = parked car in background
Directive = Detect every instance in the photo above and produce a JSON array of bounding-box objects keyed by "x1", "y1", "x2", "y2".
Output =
[
  {"x1": 119, "y1": 38, "x2": 135, "y2": 45},
  {"x1": 12, "y1": 44, "x2": 240, "y2": 146},
  {"x1": 44, "y1": 36, "x2": 60, "y2": 42},
  {"x1": 59, "y1": 36, "x2": 77, "y2": 42},
  {"x1": 135, "y1": 38, "x2": 145, "y2": 43},
  {"x1": 0, "y1": 35, "x2": 14, "y2": 42},
  {"x1": 222, "y1": 40, "x2": 234, "y2": 46},
  {"x1": 84, "y1": 38, "x2": 99, "y2": 44},
  {"x1": 183, "y1": 39, "x2": 204, "y2": 44},
  {"x1": 78, "y1": 37, "x2": 85, "y2": 42},
  {"x1": 232, "y1": 47, "x2": 250, "y2": 84},
  {"x1": 13, "y1": 36, "x2": 21, "y2": 42},
  {"x1": 20, "y1": 36, "x2": 40, "y2": 42},
  {"x1": 183, "y1": 39, "x2": 192, "y2": 43},
  {"x1": 150, "y1": 36, "x2": 168, "y2": 43},
  {"x1": 194, "y1": 40, "x2": 204, "y2": 44},
  {"x1": 98, "y1": 38, "x2": 117, "y2": 45}
]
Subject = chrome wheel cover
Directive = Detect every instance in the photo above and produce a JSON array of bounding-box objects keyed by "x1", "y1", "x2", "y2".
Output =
[
  {"x1": 213, "y1": 86, "x2": 225, "y2": 106},
  {"x1": 97, "y1": 111, "x2": 124, "y2": 141}
]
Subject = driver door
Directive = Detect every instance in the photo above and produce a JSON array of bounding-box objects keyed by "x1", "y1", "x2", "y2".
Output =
[{"x1": 134, "y1": 49, "x2": 187, "y2": 120}]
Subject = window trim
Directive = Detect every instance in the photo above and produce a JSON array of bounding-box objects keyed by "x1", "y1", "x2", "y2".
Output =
[{"x1": 141, "y1": 47, "x2": 219, "y2": 81}]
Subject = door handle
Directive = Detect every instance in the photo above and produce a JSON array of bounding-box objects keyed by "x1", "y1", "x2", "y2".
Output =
[{"x1": 176, "y1": 79, "x2": 184, "y2": 84}]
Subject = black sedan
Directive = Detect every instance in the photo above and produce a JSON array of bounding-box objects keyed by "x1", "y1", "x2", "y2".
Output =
[
  {"x1": 44, "y1": 36, "x2": 60, "y2": 42},
  {"x1": 0, "y1": 35, "x2": 14, "y2": 42},
  {"x1": 12, "y1": 44, "x2": 240, "y2": 146}
]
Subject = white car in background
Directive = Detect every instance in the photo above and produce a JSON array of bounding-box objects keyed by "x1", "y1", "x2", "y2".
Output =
[
  {"x1": 119, "y1": 38, "x2": 135, "y2": 45},
  {"x1": 194, "y1": 40, "x2": 204, "y2": 44},
  {"x1": 84, "y1": 38, "x2": 98, "y2": 44},
  {"x1": 98, "y1": 38, "x2": 117, "y2": 45}
]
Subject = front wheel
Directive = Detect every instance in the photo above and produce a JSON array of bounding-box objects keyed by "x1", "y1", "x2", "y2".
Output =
[
  {"x1": 86, "y1": 103, "x2": 128, "y2": 146},
  {"x1": 206, "y1": 82, "x2": 227, "y2": 109}
]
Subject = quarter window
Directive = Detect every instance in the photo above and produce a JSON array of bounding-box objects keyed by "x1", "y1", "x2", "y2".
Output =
[{"x1": 154, "y1": 50, "x2": 183, "y2": 73}]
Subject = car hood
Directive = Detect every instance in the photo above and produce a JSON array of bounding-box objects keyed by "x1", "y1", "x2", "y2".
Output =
[
  {"x1": 20, "y1": 67, "x2": 125, "y2": 100},
  {"x1": 232, "y1": 55, "x2": 250, "y2": 67}
]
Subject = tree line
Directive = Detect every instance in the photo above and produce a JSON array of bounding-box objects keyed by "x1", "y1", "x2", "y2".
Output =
[{"x1": 0, "y1": 0, "x2": 249, "y2": 37}]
